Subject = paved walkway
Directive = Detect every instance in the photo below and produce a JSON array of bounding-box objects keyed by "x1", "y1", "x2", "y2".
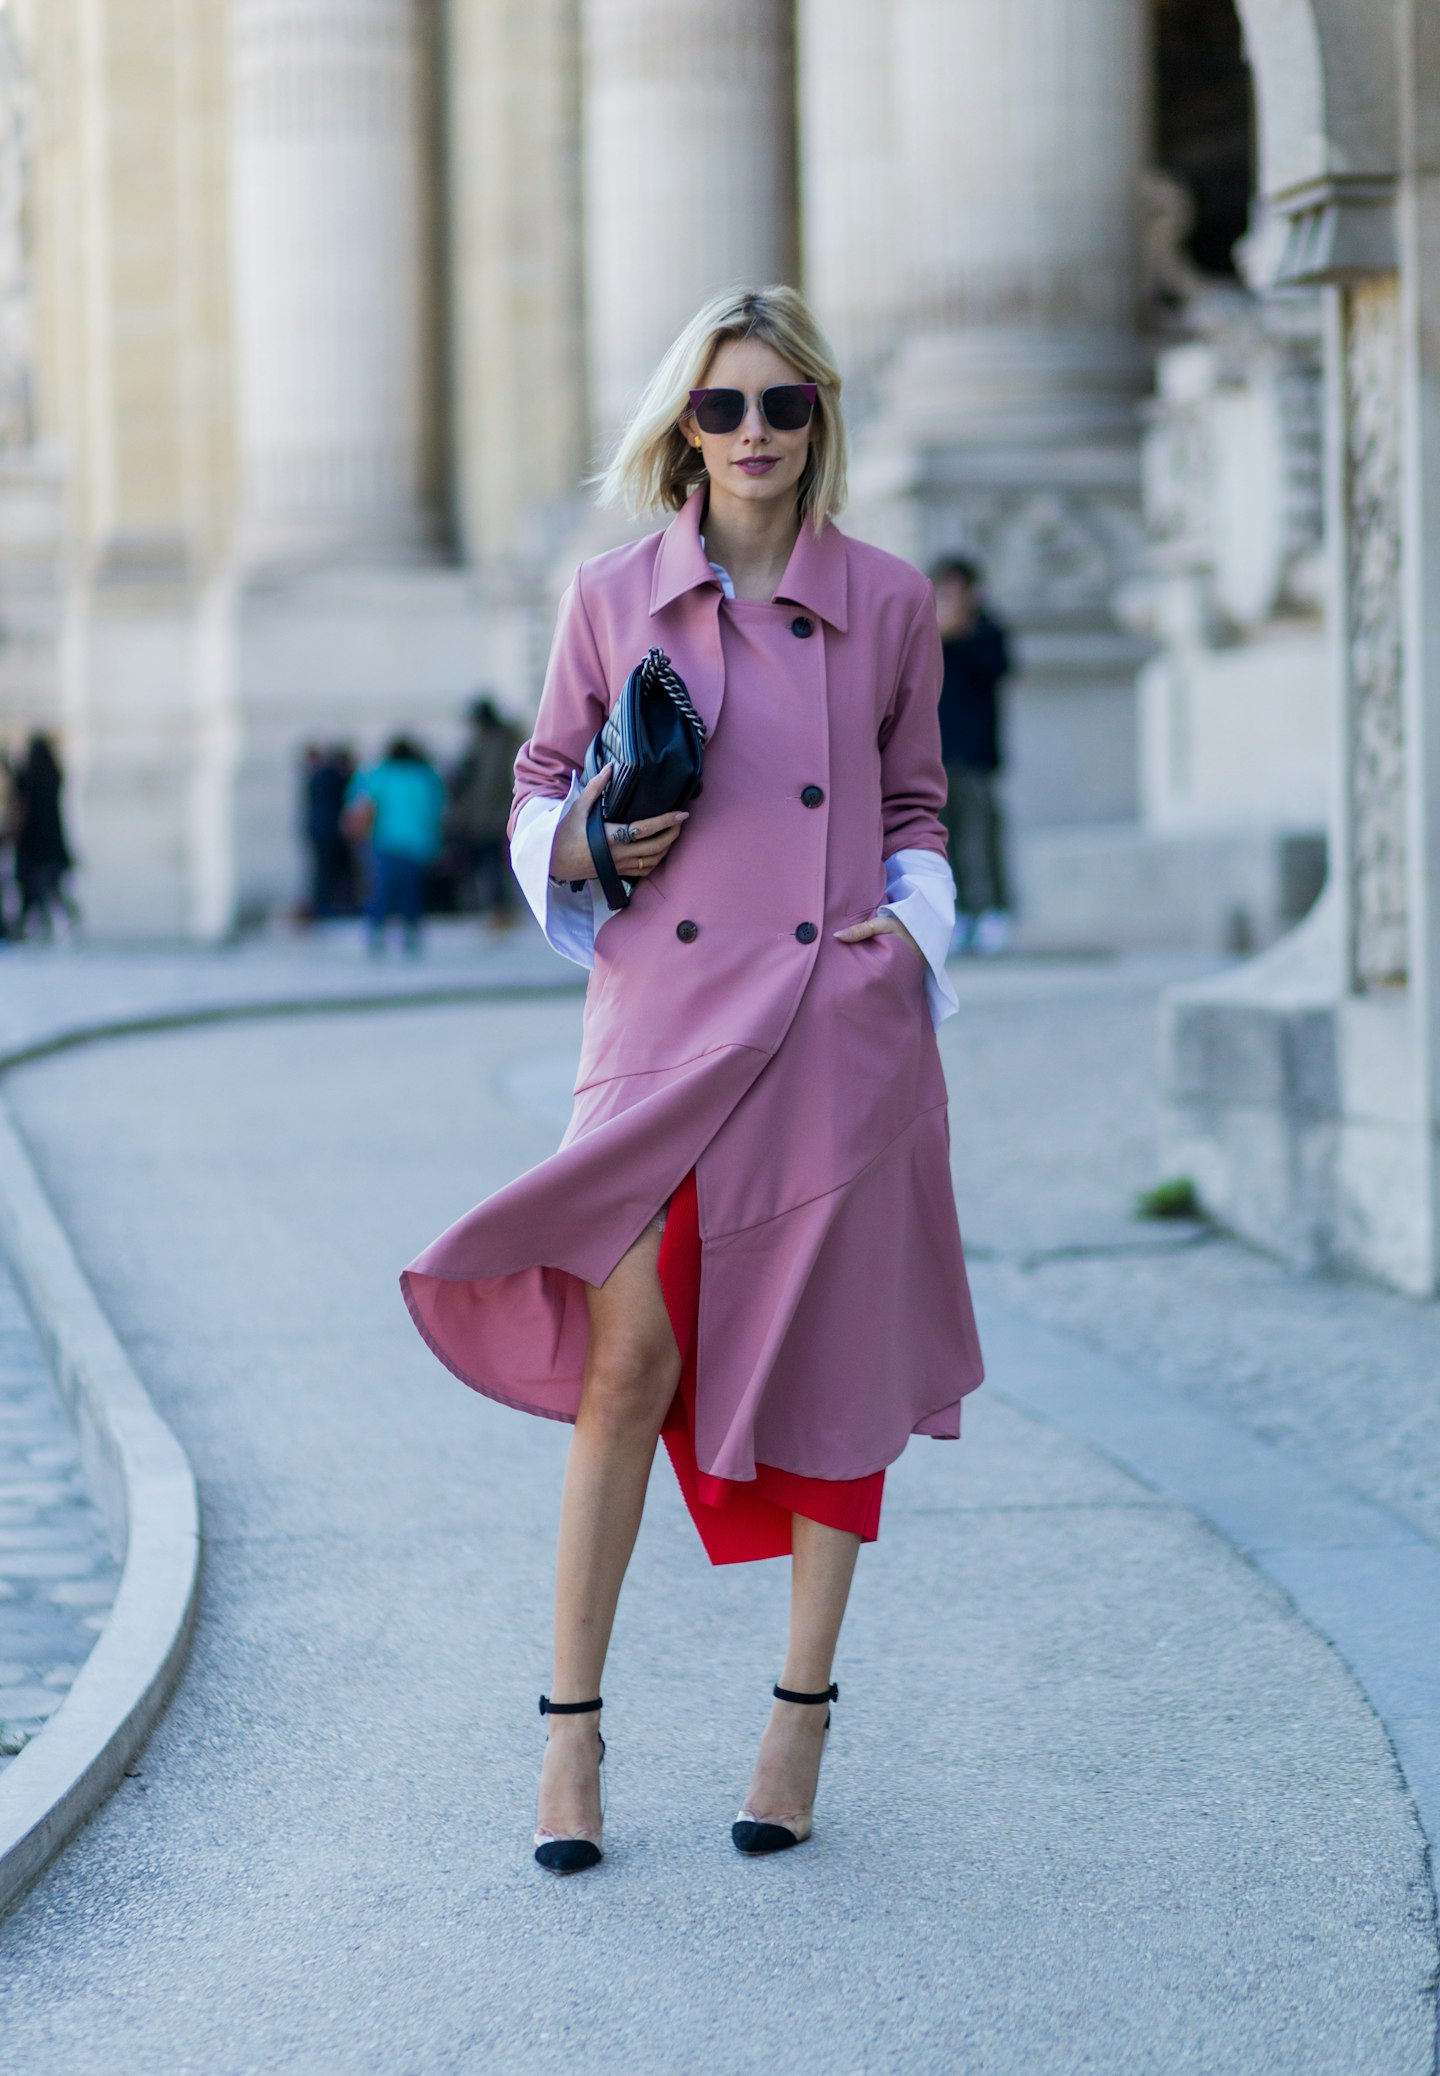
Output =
[
  {"x1": 938, "y1": 958, "x2": 1440, "y2": 1550},
  {"x1": 0, "y1": 918, "x2": 579, "y2": 1066},
  {"x1": 0, "y1": 950, "x2": 1433, "y2": 2073}
]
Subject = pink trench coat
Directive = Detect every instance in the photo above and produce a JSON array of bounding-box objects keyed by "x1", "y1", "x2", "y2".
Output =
[{"x1": 400, "y1": 490, "x2": 986, "y2": 1490}]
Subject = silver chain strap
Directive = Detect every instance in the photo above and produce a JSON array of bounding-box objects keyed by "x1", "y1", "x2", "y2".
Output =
[{"x1": 640, "y1": 647, "x2": 707, "y2": 742}]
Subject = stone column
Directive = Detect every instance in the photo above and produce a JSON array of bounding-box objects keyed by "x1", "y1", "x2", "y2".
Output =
[
  {"x1": 445, "y1": 0, "x2": 585, "y2": 568},
  {"x1": 12, "y1": 0, "x2": 240, "y2": 939},
  {"x1": 883, "y1": 0, "x2": 1150, "y2": 439},
  {"x1": 581, "y1": 0, "x2": 797, "y2": 441},
  {"x1": 835, "y1": 0, "x2": 1152, "y2": 914},
  {"x1": 229, "y1": 0, "x2": 441, "y2": 565},
  {"x1": 795, "y1": 0, "x2": 898, "y2": 384}
]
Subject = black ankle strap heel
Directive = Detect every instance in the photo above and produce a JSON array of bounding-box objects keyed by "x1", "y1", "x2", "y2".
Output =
[
  {"x1": 534, "y1": 1695, "x2": 605, "y2": 1875},
  {"x1": 772, "y1": 1681, "x2": 838, "y2": 1712},
  {"x1": 732, "y1": 1682, "x2": 838, "y2": 1857}
]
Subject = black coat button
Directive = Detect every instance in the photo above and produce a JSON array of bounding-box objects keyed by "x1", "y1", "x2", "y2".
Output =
[
  {"x1": 801, "y1": 784, "x2": 824, "y2": 808},
  {"x1": 790, "y1": 615, "x2": 813, "y2": 639},
  {"x1": 676, "y1": 919, "x2": 699, "y2": 942},
  {"x1": 795, "y1": 921, "x2": 818, "y2": 943}
]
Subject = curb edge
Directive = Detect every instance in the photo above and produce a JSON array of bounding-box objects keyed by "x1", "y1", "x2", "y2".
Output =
[
  {"x1": 0, "y1": 972, "x2": 575, "y2": 1921},
  {"x1": 0, "y1": 1088, "x2": 201, "y2": 1920}
]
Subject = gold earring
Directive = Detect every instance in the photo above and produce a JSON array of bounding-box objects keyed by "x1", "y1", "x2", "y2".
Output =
[{"x1": 692, "y1": 438, "x2": 702, "y2": 450}]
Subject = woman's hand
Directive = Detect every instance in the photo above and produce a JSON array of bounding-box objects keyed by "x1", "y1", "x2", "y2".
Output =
[
  {"x1": 548, "y1": 763, "x2": 691, "y2": 884},
  {"x1": 834, "y1": 913, "x2": 926, "y2": 965}
]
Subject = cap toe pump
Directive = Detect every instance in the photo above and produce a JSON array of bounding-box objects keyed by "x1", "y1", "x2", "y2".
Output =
[
  {"x1": 533, "y1": 1694, "x2": 605, "y2": 1875},
  {"x1": 732, "y1": 1682, "x2": 837, "y2": 1856}
]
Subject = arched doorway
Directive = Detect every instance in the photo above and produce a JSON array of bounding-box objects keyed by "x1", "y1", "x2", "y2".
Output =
[{"x1": 1153, "y1": 0, "x2": 1254, "y2": 281}]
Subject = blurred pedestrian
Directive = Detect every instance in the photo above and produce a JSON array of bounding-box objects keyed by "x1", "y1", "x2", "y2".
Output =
[
  {"x1": 0, "y1": 747, "x2": 16, "y2": 939},
  {"x1": 931, "y1": 557, "x2": 1013, "y2": 955},
  {"x1": 13, "y1": 733, "x2": 79, "y2": 940},
  {"x1": 445, "y1": 695, "x2": 525, "y2": 929},
  {"x1": 344, "y1": 735, "x2": 447, "y2": 955},
  {"x1": 300, "y1": 742, "x2": 357, "y2": 922}
]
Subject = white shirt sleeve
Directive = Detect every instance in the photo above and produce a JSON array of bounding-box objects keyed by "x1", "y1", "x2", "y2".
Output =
[
  {"x1": 877, "y1": 847, "x2": 960, "y2": 1030},
  {"x1": 509, "y1": 770, "x2": 614, "y2": 969}
]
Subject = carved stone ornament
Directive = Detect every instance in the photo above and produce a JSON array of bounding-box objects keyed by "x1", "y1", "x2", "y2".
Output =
[
  {"x1": 1345, "y1": 278, "x2": 1407, "y2": 992},
  {"x1": 922, "y1": 488, "x2": 1131, "y2": 620},
  {"x1": 1138, "y1": 294, "x2": 1323, "y2": 634}
]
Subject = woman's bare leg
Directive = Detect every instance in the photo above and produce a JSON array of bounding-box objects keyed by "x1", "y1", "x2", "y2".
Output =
[
  {"x1": 741, "y1": 1516, "x2": 861, "y2": 1830},
  {"x1": 537, "y1": 1222, "x2": 681, "y2": 1841}
]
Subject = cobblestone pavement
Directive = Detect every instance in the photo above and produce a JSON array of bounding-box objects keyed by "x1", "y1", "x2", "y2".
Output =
[{"x1": 0, "y1": 1261, "x2": 119, "y2": 1772}]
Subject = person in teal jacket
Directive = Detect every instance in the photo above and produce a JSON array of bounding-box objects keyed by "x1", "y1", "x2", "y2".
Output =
[{"x1": 344, "y1": 736, "x2": 448, "y2": 954}]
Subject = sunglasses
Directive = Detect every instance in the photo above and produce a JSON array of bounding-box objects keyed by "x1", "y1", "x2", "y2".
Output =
[{"x1": 688, "y1": 383, "x2": 818, "y2": 437}]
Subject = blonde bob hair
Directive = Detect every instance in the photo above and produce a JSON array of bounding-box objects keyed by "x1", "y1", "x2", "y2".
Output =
[{"x1": 596, "y1": 285, "x2": 847, "y2": 529}]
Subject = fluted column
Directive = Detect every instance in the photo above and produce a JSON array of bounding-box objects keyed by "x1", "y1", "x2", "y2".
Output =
[
  {"x1": 230, "y1": 0, "x2": 441, "y2": 565},
  {"x1": 796, "y1": 0, "x2": 899, "y2": 384},
  {"x1": 581, "y1": 0, "x2": 797, "y2": 440},
  {"x1": 446, "y1": 0, "x2": 585, "y2": 566},
  {"x1": 826, "y1": 0, "x2": 1152, "y2": 955},
  {"x1": 885, "y1": 0, "x2": 1149, "y2": 434}
]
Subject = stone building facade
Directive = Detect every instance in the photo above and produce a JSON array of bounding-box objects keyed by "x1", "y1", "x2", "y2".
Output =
[
  {"x1": 0, "y1": 0, "x2": 1191, "y2": 941},
  {"x1": 0, "y1": 0, "x2": 1436, "y2": 1292}
]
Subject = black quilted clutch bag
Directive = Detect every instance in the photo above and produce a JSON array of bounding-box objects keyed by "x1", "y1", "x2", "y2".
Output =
[{"x1": 573, "y1": 647, "x2": 706, "y2": 912}]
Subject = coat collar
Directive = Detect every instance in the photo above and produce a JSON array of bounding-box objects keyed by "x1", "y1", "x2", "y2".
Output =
[{"x1": 649, "y1": 487, "x2": 850, "y2": 632}]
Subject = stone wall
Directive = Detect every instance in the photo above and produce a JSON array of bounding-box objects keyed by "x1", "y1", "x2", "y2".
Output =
[{"x1": 1158, "y1": 0, "x2": 1440, "y2": 1296}]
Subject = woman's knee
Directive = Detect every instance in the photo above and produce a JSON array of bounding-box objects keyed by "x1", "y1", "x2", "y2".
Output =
[{"x1": 580, "y1": 1337, "x2": 680, "y2": 1437}]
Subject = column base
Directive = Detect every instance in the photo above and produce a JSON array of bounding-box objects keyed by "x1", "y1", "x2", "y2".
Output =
[
  {"x1": 1157, "y1": 888, "x2": 1439, "y2": 1295},
  {"x1": 872, "y1": 326, "x2": 1151, "y2": 447},
  {"x1": 227, "y1": 563, "x2": 493, "y2": 928},
  {"x1": 1018, "y1": 823, "x2": 1326, "y2": 954},
  {"x1": 844, "y1": 334, "x2": 1149, "y2": 854},
  {"x1": 61, "y1": 597, "x2": 238, "y2": 941},
  {"x1": 58, "y1": 561, "x2": 511, "y2": 941},
  {"x1": 231, "y1": 513, "x2": 448, "y2": 585}
]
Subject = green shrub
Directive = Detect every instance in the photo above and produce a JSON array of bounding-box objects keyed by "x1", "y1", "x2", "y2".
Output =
[{"x1": 1134, "y1": 1176, "x2": 1202, "y2": 1221}]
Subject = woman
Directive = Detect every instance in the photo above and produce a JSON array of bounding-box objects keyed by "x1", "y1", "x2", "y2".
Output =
[{"x1": 401, "y1": 286, "x2": 985, "y2": 1874}]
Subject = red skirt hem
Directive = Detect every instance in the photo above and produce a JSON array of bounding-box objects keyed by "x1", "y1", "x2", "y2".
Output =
[{"x1": 655, "y1": 1166, "x2": 884, "y2": 1564}]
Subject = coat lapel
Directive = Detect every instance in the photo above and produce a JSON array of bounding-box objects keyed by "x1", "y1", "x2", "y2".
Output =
[
  {"x1": 649, "y1": 492, "x2": 727, "y2": 743},
  {"x1": 645, "y1": 489, "x2": 851, "y2": 747}
]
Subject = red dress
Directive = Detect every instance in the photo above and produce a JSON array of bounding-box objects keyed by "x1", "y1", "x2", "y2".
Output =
[{"x1": 655, "y1": 1166, "x2": 884, "y2": 1564}]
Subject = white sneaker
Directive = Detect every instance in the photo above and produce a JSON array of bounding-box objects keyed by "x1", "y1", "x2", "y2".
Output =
[{"x1": 973, "y1": 910, "x2": 1013, "y2": 955}]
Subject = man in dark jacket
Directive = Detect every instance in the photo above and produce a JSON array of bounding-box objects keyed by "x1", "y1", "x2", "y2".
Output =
[
  {"x1": 931, "y1": 557, "x2": 1014, "y2": 954},
  {"x1": 446, "y1": 695, "x2": 525, "y2": 927}
]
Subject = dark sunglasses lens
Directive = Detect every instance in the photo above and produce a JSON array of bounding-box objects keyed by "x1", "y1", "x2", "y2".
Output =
[
  {"x1": 694, "y1": 389, "x2": 745, "y2": 435},
  {"x1": 763, "y1": 385, "x2": 816, "y2": 431}
]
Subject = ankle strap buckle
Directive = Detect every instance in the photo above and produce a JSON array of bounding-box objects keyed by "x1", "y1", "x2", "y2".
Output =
[
  {"x1": 772, "y1": 1682, "x2": 838, "y2": 1706},
  {"x1": 539, "y1": 1694, "x2": 603, "y2": 1716}
]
